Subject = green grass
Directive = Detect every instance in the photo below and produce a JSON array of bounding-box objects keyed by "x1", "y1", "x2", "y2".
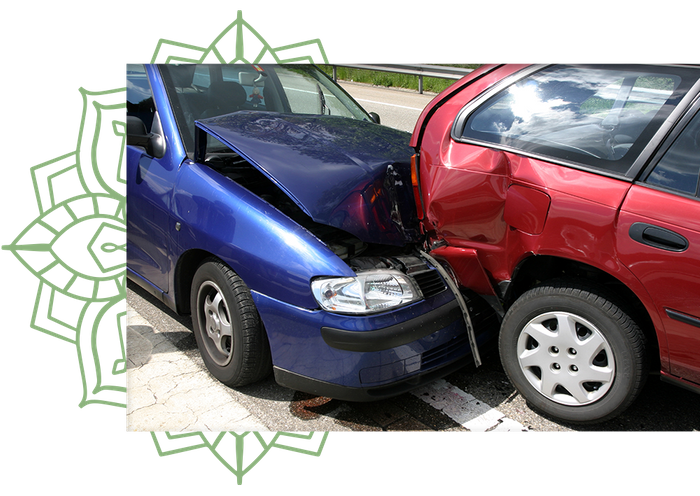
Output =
[{"x1": 319, "y1": 64, "x2": 481, "y2": 94}]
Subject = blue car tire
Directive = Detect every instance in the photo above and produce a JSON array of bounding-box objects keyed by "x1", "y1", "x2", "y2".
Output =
[{"x1": 191, "y1": 258, "x2": 272, "y2": 387}]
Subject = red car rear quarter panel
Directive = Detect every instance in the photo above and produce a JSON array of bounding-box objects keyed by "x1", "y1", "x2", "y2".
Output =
[
  {"x1": 528, "y1": 177, "x2": 625, "y2": 266},
  {"x1": 499, "y1": 156, "x2": 636, "y2": 285},
  {"x1": 506, "y1": 159, "x2": 643, "y2": 288},
  {"x1": 421, "y1": 143, "x2": 651, "y2": 311}
]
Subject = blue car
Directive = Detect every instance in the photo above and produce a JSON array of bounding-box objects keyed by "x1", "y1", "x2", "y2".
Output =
[{"x1": 126, "y1": 64, "x2": 484, "y2": 400}]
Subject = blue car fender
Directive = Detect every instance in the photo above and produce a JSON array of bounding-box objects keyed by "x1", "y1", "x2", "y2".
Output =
[{"x1": 171, "y1": 159, "x2": 354, "y2": 310}]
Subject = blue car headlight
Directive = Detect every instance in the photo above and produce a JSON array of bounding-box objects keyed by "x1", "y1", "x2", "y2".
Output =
[{"x1": 311, "y1": 270, "x2": 423, "y2": 314}]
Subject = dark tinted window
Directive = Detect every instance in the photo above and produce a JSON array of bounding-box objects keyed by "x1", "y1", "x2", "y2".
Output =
[
  {"x1": 126, "y1": 64, "x2": 155, "y2": 132},
  {"x1": 460, "y1": 65, "x2": 700, "y2": 175},
  {"x1": 648, "y1": 110, "x2": 700, "y2": 196}
]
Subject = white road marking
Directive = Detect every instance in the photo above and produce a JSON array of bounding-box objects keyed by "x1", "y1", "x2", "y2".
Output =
[
  {"x1": 353, "y1": 98, "x2": 424, "y2": 111},
  {"x1": 412, "y1": 379, "x2": 528, "y2": 432}
]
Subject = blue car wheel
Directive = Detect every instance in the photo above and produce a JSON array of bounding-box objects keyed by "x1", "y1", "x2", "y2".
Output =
[{"x1": 191, "y1": 258, "x2": 272, "y2": 387}]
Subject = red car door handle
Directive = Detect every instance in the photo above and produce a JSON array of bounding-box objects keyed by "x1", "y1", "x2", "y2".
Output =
[{"x1": 629, "y1": 222, "x2": 688, "y2": 252}]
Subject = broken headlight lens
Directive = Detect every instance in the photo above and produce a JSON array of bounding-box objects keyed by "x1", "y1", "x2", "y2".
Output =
[{"x1": 311, "y1": 270, "x2": 422, "y2": 314}]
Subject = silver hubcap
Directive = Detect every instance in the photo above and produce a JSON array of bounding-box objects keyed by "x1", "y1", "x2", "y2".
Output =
[
  {"x1": 198, "y1": 281, "x2": 233, "y2": 367},
  {"x1": 516, "y1": 311, "x2": 615, "y2": 406}
]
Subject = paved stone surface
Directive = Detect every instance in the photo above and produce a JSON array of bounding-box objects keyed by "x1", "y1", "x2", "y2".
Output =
[{"x1": 126, "y1": 304, "x2": 267, "y2": 432}]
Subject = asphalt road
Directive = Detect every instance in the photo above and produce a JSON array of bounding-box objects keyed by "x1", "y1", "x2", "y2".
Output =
[
  {"x1": 339, "y1": 80, "x2": 436, "y2": 133},
  {"x1": 126, "y1": 82, "x2": 700, "y2": 432}
]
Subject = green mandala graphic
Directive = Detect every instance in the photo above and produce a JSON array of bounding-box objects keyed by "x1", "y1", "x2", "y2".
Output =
[
  {"x1": 151, "y1": 10, "x2": 327, "y2": 64},
  {"x1": 4, "y1": 87, "x2": 128, "y2": 409},
  {"x1": 152, "y1": 431, "x2": 329, "y2": 485},
  {"x1": 4, "y1": 10, "x2": 329, "y2": 485}
]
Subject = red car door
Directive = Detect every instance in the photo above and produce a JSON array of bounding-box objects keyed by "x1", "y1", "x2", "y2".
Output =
[{"x1": 617, "y1": 108, "x2": 700, "y2": 386}]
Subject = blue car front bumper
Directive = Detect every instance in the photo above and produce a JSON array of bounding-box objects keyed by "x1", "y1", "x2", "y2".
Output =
[{"x1": 252, "y1": 289, "x2": 481, "y2": 401}]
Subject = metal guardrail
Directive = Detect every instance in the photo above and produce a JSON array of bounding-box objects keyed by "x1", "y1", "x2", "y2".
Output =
[{"x1": 329, "y1": 64, "x2": 473, "y2": 94}]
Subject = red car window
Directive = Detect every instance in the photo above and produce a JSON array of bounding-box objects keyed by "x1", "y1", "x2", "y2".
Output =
[
  {"x1": 458, "y1": 65, "x2": 699, "y2": 176},
  {"x1": 647, "y1": 109, "x2": 700, "y2": 196}
]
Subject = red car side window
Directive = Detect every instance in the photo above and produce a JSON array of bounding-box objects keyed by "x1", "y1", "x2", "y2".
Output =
[
  {"x1": 459, "y1": 65, "x2": 697, "y2": 177},
  {"x1": 647, "y1": 110, "x2": 700, "y2": 196}
]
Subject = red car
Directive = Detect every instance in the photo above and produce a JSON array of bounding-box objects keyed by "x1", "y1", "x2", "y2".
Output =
[{"x1": 410, "y1": 64, "x2": 700, "y2": 423}]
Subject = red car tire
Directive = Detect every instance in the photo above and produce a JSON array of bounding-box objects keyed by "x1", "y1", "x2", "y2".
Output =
[{"x1": 499, "y1": 281, "x2": 648, "y2": 424}]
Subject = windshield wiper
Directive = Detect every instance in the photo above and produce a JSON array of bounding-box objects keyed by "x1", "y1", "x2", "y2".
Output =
[{"x1": 316, "y1": 83, "x2": 329, "y2": 115}]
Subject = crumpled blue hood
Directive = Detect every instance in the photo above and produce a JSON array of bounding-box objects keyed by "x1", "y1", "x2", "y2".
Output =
[{"x1": 195, "y1": 112, "x2": 419, "y2": 246}]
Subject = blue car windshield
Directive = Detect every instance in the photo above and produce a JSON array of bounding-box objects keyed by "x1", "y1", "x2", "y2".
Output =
[{"x1": 158, "y1": 64, "x2": 372, "y2": 154}]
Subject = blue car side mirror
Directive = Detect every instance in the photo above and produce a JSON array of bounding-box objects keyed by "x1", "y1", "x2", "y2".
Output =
[{"x1": 127, "y1": 115, "x2": 166, "y2": 159}]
